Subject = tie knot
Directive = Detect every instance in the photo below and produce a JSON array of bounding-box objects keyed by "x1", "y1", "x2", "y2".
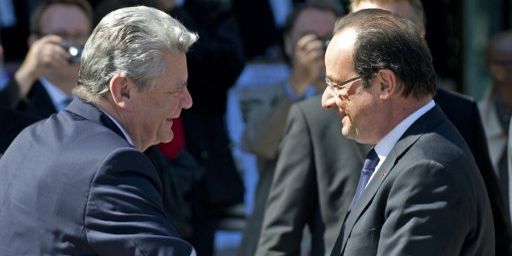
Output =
[
  {"x1": 349, "y1": 148, "x2": 381, "y2": 210},
  {"x1": 363, "y1": 149, "x2": 380, "y2": 171}
]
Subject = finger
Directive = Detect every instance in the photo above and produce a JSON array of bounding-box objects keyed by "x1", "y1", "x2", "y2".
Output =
[
  {"x1": 41, "y1": 44, "x2": 69, "y2": 68},
  {"x1": 34, "y1": 34, "x2": 65, "y2": 48}
]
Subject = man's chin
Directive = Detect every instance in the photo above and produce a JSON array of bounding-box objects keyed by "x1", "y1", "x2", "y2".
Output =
[{"x1": 160, "y1": 133, "x2": 174, "y2": 144}]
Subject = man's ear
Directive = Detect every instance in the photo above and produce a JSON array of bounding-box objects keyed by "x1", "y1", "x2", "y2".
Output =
[
  {"x1": 376, "y1": 69, "x2": 397, "y2": 99},
  {"x1": 109, "y1": 75, "x2": 133, "y2": 109}
]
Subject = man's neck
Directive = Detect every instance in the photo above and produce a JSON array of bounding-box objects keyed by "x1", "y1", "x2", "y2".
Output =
[{"x1": 95, "y1": 99, "x2": 144, "y2": 151}]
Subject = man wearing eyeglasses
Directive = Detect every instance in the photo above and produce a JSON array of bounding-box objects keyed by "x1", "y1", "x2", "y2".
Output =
[
  {"x1": 324, "y1": 9, "x2": 493, "y2": 255},
  {"x1": 0, "y1": 0, "x2": 92, "y2": 118},
  {"x1": 257, "y1": 0, "x2": 510, "y2": 255}
]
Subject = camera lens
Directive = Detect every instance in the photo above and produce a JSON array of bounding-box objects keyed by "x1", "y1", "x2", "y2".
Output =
[{"x1": 62, "y1": 45, "x2": 84, "y2": 63}]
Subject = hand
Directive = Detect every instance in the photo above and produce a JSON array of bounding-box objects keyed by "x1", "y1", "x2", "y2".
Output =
[
  {"x1": 288, "y1": 34, "x2": 326, "y2": 95},
  {"x1": 15, "y1": 35, "x2": 69, "y2": 97}
]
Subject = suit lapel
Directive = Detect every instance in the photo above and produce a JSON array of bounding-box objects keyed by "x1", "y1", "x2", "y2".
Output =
[{"x1": 338, "y1": 106, "x2": 447, "y2": 254}]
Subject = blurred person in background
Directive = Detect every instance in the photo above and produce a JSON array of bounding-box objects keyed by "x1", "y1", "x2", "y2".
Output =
[
  {"x1": 0, "y1": 31, "x2": 38, "y2": 156},
  {"x1": 0, "y1": 0, "x2": 92, "y2": 118},
  {"x1": 480, "y1": 30, "x2": 512, "y2": 223},
  {"x1": 238, "y1": 3, "x2": 340, "y2": 256}
]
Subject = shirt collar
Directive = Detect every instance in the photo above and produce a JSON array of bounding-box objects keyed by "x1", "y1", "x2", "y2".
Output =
[
  {"x1": 374, "y1": 99, "x2": 436, "y2": 162},
  {"x1": 100, "y1": 109, "x2": 135, "y2": 147},
  {"x1": 39, "y1": 77, "x2": 72, "y2": 111}
]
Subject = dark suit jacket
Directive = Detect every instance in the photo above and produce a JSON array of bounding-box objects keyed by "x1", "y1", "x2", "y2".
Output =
[
  {"x1": 257, "y1": 94, "x2": 371, "y2": 256},
  {"x1": 0, "y1": 98, "x2": 195, "y2": 255},
  {"x1": 331, "y1": 105, "x2": 494, "y2": 255}
]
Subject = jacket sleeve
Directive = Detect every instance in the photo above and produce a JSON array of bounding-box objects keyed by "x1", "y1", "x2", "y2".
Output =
[
  {"x1": 85, "y1": 148, "x2": 196, "y2": 256},
  {"x1": 256, "y1": 104, "x2": 316, "y2": 255}
]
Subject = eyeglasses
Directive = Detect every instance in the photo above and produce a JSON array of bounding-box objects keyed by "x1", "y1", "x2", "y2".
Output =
[{"x1": 325, "y1": 76, "x2": 362, "y2": 96}]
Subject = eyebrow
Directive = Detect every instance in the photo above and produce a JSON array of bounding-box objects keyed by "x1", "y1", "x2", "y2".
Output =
[{"x1": 325, "y1": 76, "x2": 341, "y2": 84}]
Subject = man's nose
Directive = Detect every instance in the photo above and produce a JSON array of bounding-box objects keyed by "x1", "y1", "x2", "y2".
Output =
[
  {"x1": 181, "y1": 87, "x2": 193, "y2": 109},
  {"x1": 321, "y1": 86, "x2": 336, "y2": 109}
]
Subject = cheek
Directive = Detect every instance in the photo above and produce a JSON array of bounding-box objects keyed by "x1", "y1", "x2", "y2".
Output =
[
  {"x1": 167, "y1": 100, "x2": 182, "y2": 114},
  {"x1": 346, "y1": 93, "x2": 373, "y2": 117}
]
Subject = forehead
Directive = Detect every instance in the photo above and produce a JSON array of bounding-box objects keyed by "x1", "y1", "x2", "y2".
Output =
[
  {"x1": 155, "y1": 51, "x2": 188, "y2": 89},
  {"x1": 290, "y1": 8, "x2": 337, "y2": 37},
  {"x1": 325, "y1": 28, "x2": 358, "y2": 79},
  {"x1": 39, "y1": 4, "x2": 91, "y2": 33}
]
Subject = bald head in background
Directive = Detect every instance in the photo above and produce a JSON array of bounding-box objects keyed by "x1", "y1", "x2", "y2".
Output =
[{"x1": 350, "y1": 0, "x2": 425, "y2": 35}]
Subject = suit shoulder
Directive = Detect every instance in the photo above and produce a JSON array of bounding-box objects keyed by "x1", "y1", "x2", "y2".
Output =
[{"x1": 435, "y1": 88, "x2": 476, "y2": 107}]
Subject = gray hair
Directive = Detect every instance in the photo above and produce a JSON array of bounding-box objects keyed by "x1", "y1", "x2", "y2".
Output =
[{"x1": 74, "y1": 5, "x2": 198, "y2": 102}]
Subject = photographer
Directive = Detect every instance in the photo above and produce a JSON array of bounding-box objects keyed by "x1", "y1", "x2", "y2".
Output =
[
  {"x1": 237, "y1": 3, "x2": 340, "y2": 255},
  {"x1": 0, "y1": 0, "x2": 92, "y2": 118}
]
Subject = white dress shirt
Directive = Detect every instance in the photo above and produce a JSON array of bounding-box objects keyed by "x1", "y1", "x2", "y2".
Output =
[{"x1": 369, "y1": 100, "x2": 436, "y2": 185}]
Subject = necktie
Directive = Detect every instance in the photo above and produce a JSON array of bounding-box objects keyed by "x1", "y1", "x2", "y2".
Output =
[{"x1": 349, "y1": 149, "x2": 380, "y2": 210}]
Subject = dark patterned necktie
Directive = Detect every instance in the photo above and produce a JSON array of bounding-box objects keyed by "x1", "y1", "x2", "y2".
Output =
[{"x1": 349, "y1": 149, "x2": 380, "y2": 210}]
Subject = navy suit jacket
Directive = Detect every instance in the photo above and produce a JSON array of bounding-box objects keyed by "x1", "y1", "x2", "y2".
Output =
[
  {"x1": 0, "y1": 98, "x2": 195, "y2": 255},
  {"x1": 0, "y1": 108, "x2": 39, "y2": 154}
]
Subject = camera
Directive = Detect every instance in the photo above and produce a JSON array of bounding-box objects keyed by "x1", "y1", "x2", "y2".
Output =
[{"x1": 62, "y1": 45, "x2": 84, "y2": 63}]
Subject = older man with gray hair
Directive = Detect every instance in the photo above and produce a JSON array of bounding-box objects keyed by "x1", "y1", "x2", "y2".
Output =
[{"x1": 0, "y1": 6, "x2": 198, "y2": 256}]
